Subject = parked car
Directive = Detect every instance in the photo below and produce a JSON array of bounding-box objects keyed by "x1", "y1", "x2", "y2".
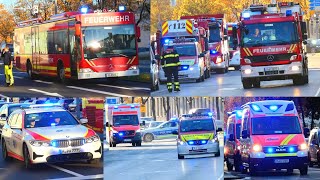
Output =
[{"x1": 141, "y1": 121, "x2": 179, "y2": 142}]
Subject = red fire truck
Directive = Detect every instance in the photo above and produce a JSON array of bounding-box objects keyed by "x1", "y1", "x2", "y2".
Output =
[
  {"x1": 14, "y1": 9, "x2": 141, "y2": 82},
  {"x1": 181, "y1": 14, "x2": 230, "y2": 74},
  {"x1": 227, "y1": 23, "x2": 240, "y2": 70},
  {"x1": 232, "y1": 2, "x2": 309, "y2": 89}
]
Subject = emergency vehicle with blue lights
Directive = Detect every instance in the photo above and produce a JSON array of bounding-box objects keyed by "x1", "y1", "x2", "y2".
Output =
[
  {"x1": 173, "y1": 112, "x2": 222, "y2": 159},
  {"x1": 157, "y1": 19, "x2": 210, "y2": 82},
  {"x1": 232, "y1": 2, "x2": 309, "y2": 89},
  {"x1": 1, "y1": 106, "x2": 102, "y2": 169},
  {"x1": 225, "y1": 110, "x2": 243, "y2": 171},
  {"x1": 14, "y1": 5, "x2": 141, "y2": 82},
  {"x1": 106, "y1": 104, "x2": 142, "y2": 147},
  {"x1": 238, "y1": 100, "x2": 309, "y2": 175},
  {"x1": 181, "y1": 14, "x2": 230, "y2": 74}
]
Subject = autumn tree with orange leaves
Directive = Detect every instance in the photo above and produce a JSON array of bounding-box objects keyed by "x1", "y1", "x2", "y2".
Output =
[{"x1": 0, "y1": 4, "x2": 15, "y2": 43}]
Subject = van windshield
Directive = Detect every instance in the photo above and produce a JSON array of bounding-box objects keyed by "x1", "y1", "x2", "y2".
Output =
[
  {"x1": 113, "y1": 115, "x2": 139, "y2": 126},
  {"x1": 180, "y1": 119, "x2": 214, "y2": 132},
  {"x1": 252, "y1": 116, "x2": 302, "y2": 135}
]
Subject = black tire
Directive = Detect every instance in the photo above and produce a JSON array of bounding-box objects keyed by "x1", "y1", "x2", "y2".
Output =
[
  {"x1": 300, "y1": 165, "x2": 308, "y2": 175},
  {"x1": 201, "y1": 73, "x2": 205, "y2": 82},
  {"x1": 26, "y1": 61, "x2": 35, "y2": 80},
  {"x1": 57, "y1": 62, "x2": 66, "y2": 83},
  {"x1": 23, "y1": 144, "x2": 32, "y2": 169},
  {"x1": 136, "y1": 141, "x2": 142, "y2": 147},
  {"x1": 234, "y1": 154, "x2": 241, "y2": 172},
  {"x1": 226, "y1": 158, "x2": 233, "y2": 171},
  {"x1": 293, "y1": 75, "x2": 305, "y2": 85},
  {"x1": 241, "y1": 166, "x2": 247, "y2": 174},
  {"x1": 249, "y1": 164, "x2": 256, "y2": 176},
  {"x1": 216, "y1": 68, "x2": 225, "y2": 74},
  {"x1": 132, "y1": 142, "x2": 136, "y2": 146},
  {"x1": 143, "y1": 133, "x2": 154, "y2": 142},
  {"x1": 87, "y1": 158, "x2": 100, "y2": 164},
  {"x1": 235, "y1": 66, "x2": 241, "y2": 71},
  {"x1": 2, "y1": 140, "x2": 11, "y2": 161},
  {"x1": 178, "y1": 154, "x2": 184, "y2": 159},
  {"x1": 242, "y1": 79, "x2": 252, "y2": 89},
  {"x1": 252, "y1": 80, "x2": 260, "y2": 88},
  {"x1": 215, "y1": 150, "x2": 220, "y2": 157}
]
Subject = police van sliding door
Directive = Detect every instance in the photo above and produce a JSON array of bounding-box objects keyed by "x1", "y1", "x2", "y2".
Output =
[{"x1": 31, "y1": 26, "x2": 40, "y2": 72}]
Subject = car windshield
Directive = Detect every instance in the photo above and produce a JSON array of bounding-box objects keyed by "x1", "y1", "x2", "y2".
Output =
[
  {"x1": 25, "y1": 111, "x2": 79, "y2": 128},
  {"x1": 180, "y1": 119, "x2": 214, "y2": 132},
  {"x1": 46, "y1": 99, "x2": 59, "y2": 103},
  {"x1": 241, "y1": 22, "x2": 298, "y2": 47},
  {"x1": 113, "y1": 115, "x2": 139, "y2": 126},
  {"x1": 209, "y1": 26, "x2": 221, "y2": 43},
  {"x1": 82, "y1": 24, "x2": 136, "y2": 59},
  {"x1": 252, "y1": 116, "x2": 302, "y2": 135},
  {"x1": 164, "y1": 44, "x2": 196, "y2": 56},
  {"x1": 149, "y1": 122, "x2": 162, "y2": 128}
]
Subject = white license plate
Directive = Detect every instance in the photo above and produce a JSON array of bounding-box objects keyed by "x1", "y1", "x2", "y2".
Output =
[
  {"x1": 123, "y1": 139, "x2": 132, "y2": 142},
  {"x1": 274, "y1": 159, "x2": 289, "y2": 163},
  {"x1": 191, "y1": 146, "x2": 201, "y2": 150},
  {"x1": 61, "y1": 148, "x2": 81, "y2": 154},
  {"x1": 105, "y1": 73, "x2": 118, "y2": 77},
  {"x1": 264, "y1": 67, "x2": 279, "y2": 71}
]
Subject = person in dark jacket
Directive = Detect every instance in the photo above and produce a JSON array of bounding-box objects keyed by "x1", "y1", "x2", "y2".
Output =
[
  {"x1": 160, "y1": 45, "x2": 181, "y2": 92},
  {"x1": 3, "y1": 46, "x2": 14, "y2": 86}
]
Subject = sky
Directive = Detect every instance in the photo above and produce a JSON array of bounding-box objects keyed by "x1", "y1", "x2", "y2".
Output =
[{"x1": 0, "y1": 0, "x2": 16, "y2": 8}]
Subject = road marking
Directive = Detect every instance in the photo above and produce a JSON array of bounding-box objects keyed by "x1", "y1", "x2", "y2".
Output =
[
  {"x1": 316, "y1": 87, "x2": 320, "y2": 97},
  {"x1": 219, "y1": 88, "x2": 238, "y2": 91},
  {"x1": 47, "y1": 164, "x2": 84, "y2": 177},
  {"x1": 66, "y1": 86, "x2": 129, "y2": 97},
  {"x1": 34, "y1": 80, "x2": 54, "y2": 84},
  {"x1": 0, "y1": 74, "x2": 24, "y2": 79},
  {"x1": 28, "y1": 89, "x2": 64, "y2": 97},
  {"x1": 97, "y1": 84, "x2": 150, "y2": 91},
  {"x1": 46, "y1": 174, "x2": 104, "y2": 180}
]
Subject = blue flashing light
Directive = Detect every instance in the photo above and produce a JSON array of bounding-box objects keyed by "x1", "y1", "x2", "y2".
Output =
[
  {"x1": 119, "y1": 5, "x2": 126, "y2": 12},
  {"x1": 288, "y1": 147, "x2": 295, "y2": 153},
  {"x1": 269, "y1": 105, "x2": 279, "y2": 112},
  {"x1": 51, "y1": 123, "x2": 56, "y2": 126},
  {"x1": 164, "y1": 39, "x2": 170, "y2": 43},
  {"x1": 242, "y1": 12, "x2": 251, "y2": 19},
  {"x1": 235, "y1": 111, "x2": 243, "y2": 118},
  {"x1": 251, "y1": 104, "x2": 261, "y2": 112},
  {"x1": 52, "y1": 141, "x2": 57, "y2": 147},
  {"x1": 81, "y1": 7, "x2": 88, "y2": 14},
  {"x1": 119, "y1": 132, "x2": 124, "y2": 136},
  {"x1": 210, "y1": 18, "x2": 216, "y2": 22},
  {"x1": 286, "y1": 10, "x2": 292, "y2": 16},
  {"x1": 188, "y1": 141, "x2": 195, "y2": 145},
  {"x1": 131, "y1": 105, "x2": 135, "y2": 108},
  {"x1": 267, "y1": 147, "x2": 273, "y2": 153},
  {"x1": 114, "y1": 105, "x2": 118, "y2": 109},
  {"x1": 201, "y1": 140, "x2": 207, "y2": 144},
  {"x1": 181, "y1": 66, "x2": 188, "y2": 70},
  {"x1": 208, "y1": 112, "x2": 213, "y2": 117},
  {"x1": 210, "y1": 49, "x2": 218, "y2": 55}
]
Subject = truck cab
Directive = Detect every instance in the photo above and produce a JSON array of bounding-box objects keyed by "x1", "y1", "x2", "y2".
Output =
[{"x1": 238, "y1": 100, "x2": 309, "y2": 175}]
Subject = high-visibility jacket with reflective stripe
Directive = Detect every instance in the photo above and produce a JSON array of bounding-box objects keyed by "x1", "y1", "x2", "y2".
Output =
[{"x1": 160, "y1": 51, "x2": 180, "y2": 67}]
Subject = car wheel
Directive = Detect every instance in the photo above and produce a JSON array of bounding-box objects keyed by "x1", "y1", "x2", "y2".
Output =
[
  {"x1": 226, "y1": 158, "x2": 233, "y2": 171},
  {"x1": 234, "y1": 154, "x2": 241, "y2": 172},
  {"x1": 293, "y1": 75, "x2": 305, "y2": 85},
  {"x1": 136, "y1": 141, "x2": 142, "y2": 147},
  {"x1": 178, "y1": 154, "x2": 184, "y2": 159},
  {"x1": 242, "y1": 79, "x2": 252, "y2": 89},
  {"x1": 57, "y1": 63, "x2": 66, "y2": 84},
  {"x1": 144, "y1": 133, "x2": 154, "y2": 142},
  {"x1": 23, "y1": 144, "x2": 33, "y2": 169},
  {"x1": 300, "y1": 165, "x2": 308, "y2": 175},
  {"x1": 235, "y1": 66, "x2": 240, "y2": 71},
  {"x1": 27, "y1": 61, "x2": 36, "y2": 80},
  {"x1": 2, "y1": 140, "x2": 11, "y2": 161},
  {"x1": 252, "y1": 80, "x2": 260, "y2": 88},
  {"x1": 87, "y1": 158, "x2": 100, "y2": 164}
]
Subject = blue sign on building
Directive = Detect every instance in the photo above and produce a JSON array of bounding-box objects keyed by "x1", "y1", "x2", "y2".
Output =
[{"x1": 310, "y1": 0, "x2": 320, "y2": 10}]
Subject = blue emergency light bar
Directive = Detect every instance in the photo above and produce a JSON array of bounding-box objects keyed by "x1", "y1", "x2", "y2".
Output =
[
  {"x1": 80, "y1": 5, "x2": 89, "y2": 14},
  {"x1": 210, "y1": 49, "x2": 218, "y2": 55},
  {"x1": 118, "y1": 5, "x2": 126, "y2": 12}
]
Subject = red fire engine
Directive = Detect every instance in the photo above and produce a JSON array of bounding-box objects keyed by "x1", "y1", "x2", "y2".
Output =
[
  {"x1": 181, "y1": 14, "x2": 230, "y2": 74},
  {"x1": 232, "y1": 2, "x2": 309, "y2": 89},
  {"x1": 14, "y1": 8, "x2": 141, "y2": 82},
  {"x1": 227, "y1": 23, "x2": 240, "y2": 70}
]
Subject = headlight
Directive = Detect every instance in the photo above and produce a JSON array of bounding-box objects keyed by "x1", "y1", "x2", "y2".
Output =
[
  {"x1": 290, "y1": 55, "x2": 297, "y2": 61},
  {"x1": 136, "y1": 129, "x2": 141, "y2": 133},
  {"x1": 178, "y1": 140, "x2": 185, "y2": 145},
  {"x1": 211, "y1": 137, "x2": 219, "y2": 142},
  {"x1": 244, "y1": 69, "x2": 252, "y2": 74},
  {"x1": 85, "y1": 135, "x2": 100, "y2": 143},
  {"x1": 29, "y1": 140, "x2": 50, "y2": 147},
  {"x1": 216, "y1": 56, "x2": 222, "y2": 63},
  {"x1": 299, "y1": 143, "x2": 308, "y2": 150},
  {"x1": 252, "y1": 144, "x2": 262, "y2": 152},
  {"x1": 129, "y1": 65, "x2": 138, "y2": 70},
  {"x1": 189, "y1": 67, "x2": 194, "y2": 71},
  {"x1": 79, "y1": 68, "x2": 93, "y2": 73},
  {"x1": 244, "y1": 58, "x2": 251, "y2": 64}
]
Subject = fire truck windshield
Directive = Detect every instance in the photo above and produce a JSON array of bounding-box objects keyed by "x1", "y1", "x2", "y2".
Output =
[
  {"x1": 252, "y1": 116, "x2": 302, "y2": 135},
  {"x1": 82, "y1": 24, "x2": 136, "y2": 60},
  {"x1": 180, "y1": 119, "x2": 214, "y2": 132},
  {"x1": 209, "y1": 27, "x2": 221, "y2": 43},
  {"x1": 113, "y1": 115, "x2": 139, "y2": 126},
  {"x1": 241, "y1": 22, "x2": 298, "y2": 47},
  {"x1": 165, "y1": 44, "x2": 196, "y2": 56}
]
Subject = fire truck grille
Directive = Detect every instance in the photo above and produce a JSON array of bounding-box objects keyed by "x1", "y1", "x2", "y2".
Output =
[
  {"x1": 119, "y1": 130, "x2": 135, "y2": 136},
  {"x1": 53, "y1": 139, "x2": 85, "y2": 148},
  {"x1": 246, "y1": 53, "x2": 294, "y2": 63}
]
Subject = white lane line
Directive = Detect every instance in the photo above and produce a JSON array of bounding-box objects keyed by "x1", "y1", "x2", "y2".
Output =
[
  {"x1": 97, "y1": 84, "x2": 150, "y2": 91},
  {"x1": 0, "y1": 94, "x2": 9, "y2": 98},
  {"x1": 28, "y1": 89, "x2": 64, "y2": 97},
  {"x1": 46, "y1": 174, "x2": 104, "y2": 180},
  {"x1": 66, "y1": 86, "x2": 129, "y2": 97},
  {"x1": 0, "y1": 74, "x2": 24, "y2": 79},
  {"x1": 316, "y1": 88, "x2": 320, "y2": 97},
  {"x1": 34, "y1": 80, "x2": 54, "y2": 84},
  {"x1": 47, "y1": 164, "x2": 84, "y2": 177}
]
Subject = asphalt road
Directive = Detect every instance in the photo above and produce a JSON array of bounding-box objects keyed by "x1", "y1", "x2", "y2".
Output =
[
  {"x1": 0, "y1": 143, "x2": 103, "y2": 180},
  {"x1": 104, "y1": 139, "x2": 224, "y2": 180},
  {"x1": 0, "y1": 64, "x2": 150, "y2": 97},
  {"x1": 224, "y1": 165, "x2": 320, "y2": 180},
  {"x1": 152, "y1": 53, "x2": 320, "y2": 97}
]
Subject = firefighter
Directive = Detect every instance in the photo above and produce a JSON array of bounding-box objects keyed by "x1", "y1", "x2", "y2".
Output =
[
  {"x1": 160, "y1": 45, "x2": 180, "y2": 92},
  {"x1": 2, "y1": 46, "x2": 14, "y2": 86}
]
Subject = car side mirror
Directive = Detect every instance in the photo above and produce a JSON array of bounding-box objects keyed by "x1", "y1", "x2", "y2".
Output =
[
  {"x1": 229, "y1": 133, "x2": 235, "y2": 141},
  {"x1": 172, "y1": 130, "x2": 178, "y2": 135},
  {"x1": 242, "y1": 130, "x2": 248, "y2": 139},
  {"x1": 80, "y1": 118, "x2": 88, "y2": 124},
  {"x1": 142, "y1": 120, "x2": 146, "y2": 126},
  {"x1": 304, "y1": 128, "x2": 310, "y2": 138},
  {"x1": 303, "y1": 40, "x2": 307, "y2": 45}
]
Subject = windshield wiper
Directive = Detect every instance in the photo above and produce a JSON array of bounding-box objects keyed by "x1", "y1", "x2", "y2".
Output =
[{"x1": 104, "y1": 53, "x2": 129, "y2": 58}]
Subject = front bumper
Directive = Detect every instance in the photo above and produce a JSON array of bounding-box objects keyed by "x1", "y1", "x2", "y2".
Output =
[
  {"x1": 241, "y1": 62, "x2": 303, "y2": 80},
  {"x1": 177, "y1": 141, "x2": 219, "y2": 156},
  {"x1": 159, "y1": 66, "x2": 201, "y2": 81},
  {"x1": 112, "y1": 132, "x2": 142, "y2": 144},
  {"x1": 78, "y1": 69, "x2": 139, "y2": 79},
  {"x1": 210, "y1": 61, "x2": 227, "y2": 70},
  {"x1": 28, "y1": 141, "x2": 102, "y2": 164},
  {"x1": 248, "y1": 156, "x2": 308, "y2": 170},
  {"x1": 229, "y1": 54, "x2": 240, "y2": 67}
]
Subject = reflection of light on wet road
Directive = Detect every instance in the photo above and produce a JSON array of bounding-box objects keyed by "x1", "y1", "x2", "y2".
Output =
[
  {"x1": 217, "y1": 77, "x2": 223, "y2": 85},
  {"x1": 293, "y1": 88, "x2": 301, "y2": 96}
]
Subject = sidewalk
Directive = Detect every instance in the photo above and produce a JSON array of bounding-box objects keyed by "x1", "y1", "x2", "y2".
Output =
[{"x1": 104, "y1": 140, "x2": 109, "y2": 151}]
